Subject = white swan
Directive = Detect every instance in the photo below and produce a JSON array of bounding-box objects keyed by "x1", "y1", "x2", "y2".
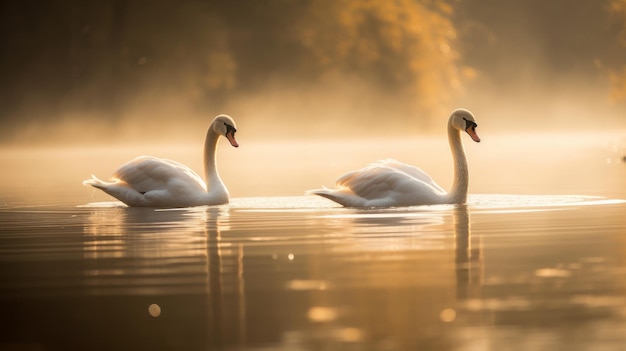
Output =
[
  {"x1": 308, "y1": 108, "x2": 481, "y2": 207},
  {"x1": 83, "y1": 115, "x2": 239, "y2": 207}
]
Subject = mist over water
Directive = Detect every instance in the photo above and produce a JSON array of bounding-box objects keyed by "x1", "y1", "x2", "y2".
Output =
[{"x1": 1, "y1": 131, "x2": 624, "y2": 207}]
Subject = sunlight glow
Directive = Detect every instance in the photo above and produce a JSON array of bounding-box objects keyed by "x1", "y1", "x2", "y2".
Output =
[
  {"x1": 286, "y1": 279, "x2": 332, "y2": 291},
  {"x1": 333, "y1": 327, "x2": 364, "y2": 343},
  {"x1": 534, "y1": 268, "x2": 572, "y2": 278},
  {"x1": 307, "y1": 306, "x2": 338, "y2": 322}
]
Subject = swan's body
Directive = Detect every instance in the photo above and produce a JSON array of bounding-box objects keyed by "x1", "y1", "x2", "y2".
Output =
[
  {"x1": 83, "y1": 115, "x2": 239, "y2": 207},
  {"x1": 308, "y1": 109, "x2": 480, "y2": 207}
]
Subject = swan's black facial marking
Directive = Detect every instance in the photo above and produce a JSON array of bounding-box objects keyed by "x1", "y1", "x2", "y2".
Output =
[
  {"x1": 462, "y1": 117, "x2": 477, "y2": 131},
  {"x1": 224, "y1": 122, "x2": 237, "y2": 135}
]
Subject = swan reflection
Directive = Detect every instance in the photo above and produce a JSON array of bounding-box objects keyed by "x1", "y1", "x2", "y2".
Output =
[
  {"x1": 81, "y1": 200, "x2": 484, "y2": 349},
  {"x1": 83, "y1": 205, "x2": 227, "y2": 295},
  {"x1": 317, "y1": 208, "x2": 448, "y2": 254},
  {"x1": 259, "y1": 204, "x2": 485, "y2": 349},
  {"x1": 454, "y1": 205, "x2": 483, "y2": 300},
  {"x1": 82, "y1": 203, "x2": 263, "y2": 348}
]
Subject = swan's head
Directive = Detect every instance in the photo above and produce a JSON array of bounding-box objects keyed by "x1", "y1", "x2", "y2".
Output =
[
  {"x1": 212, "y1": 114, "x2": 239, "y2": 147},
  {"x1": 450, "y1": 108, "x2": 480, "y2": 143}
]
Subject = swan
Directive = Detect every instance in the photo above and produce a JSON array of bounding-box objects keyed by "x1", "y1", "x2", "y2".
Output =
[
  {"x1": 308, "y1": 108, "x2": 481, "y2": 207},
  {"x1": 83, "y1": 114, "x2": 239, "y2": 207}
]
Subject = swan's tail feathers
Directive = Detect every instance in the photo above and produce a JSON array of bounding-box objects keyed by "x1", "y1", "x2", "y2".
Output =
[
  {"x1": 306, "y1": 188, "x2": 364, "y2": 207},
  {"x1": 305, "y1": 186, "x2": 329, "y2": 196},
  {"x1": 82, "y1": 175, "x2": 111, "y2": 190},
  {"x1": 306, "y1": 188, "x2": 335, "y2": 201},
  {"x1": 305, "y1": 186, "x2": 339, "y2": 199},
  {"x1": 83, "y1": 176, "x2": 142, "y2": 206}
]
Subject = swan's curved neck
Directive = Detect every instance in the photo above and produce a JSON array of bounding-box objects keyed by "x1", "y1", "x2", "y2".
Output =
[
  {"x1": 204, "y1": 128, "x2": 228, "y2": 198},
  {"x1": 446, "y1": 122, "x2": 469, "y2": 204}
]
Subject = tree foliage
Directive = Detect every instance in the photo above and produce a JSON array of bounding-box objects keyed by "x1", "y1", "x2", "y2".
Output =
[
  {"x1": 609, "y1": 0, "x2": 626, "y2": 101},
  {"x1": 0, "y1": 0, "x2": 461, "y2": 135}
]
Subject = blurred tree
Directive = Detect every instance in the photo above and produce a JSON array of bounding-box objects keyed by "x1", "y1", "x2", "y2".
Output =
[
  {"x1": 455, "y1": 0, "x2": 626, "y2": 111},
  {"x1": 0, "y1": 0, "x2": 462, "y2": 141},
  {"x1": 294, "y1": 0, "x2": 462, "y2": 119},
  {"x1": 609, "y1": 0, "x2": 626, "y2": 101}
]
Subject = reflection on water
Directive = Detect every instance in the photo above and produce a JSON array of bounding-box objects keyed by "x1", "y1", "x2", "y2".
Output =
[
  {"x1": 82, "y1": 206, "x2": 220, "y2": 295},
  {"x1": 1, "y1": 195, "x2": 625, "y2": 350},
  {"x1": 455, "y1": 206, "x2": 483, "y2": 302}
]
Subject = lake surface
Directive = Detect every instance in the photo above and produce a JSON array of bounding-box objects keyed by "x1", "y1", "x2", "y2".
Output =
[{"x1": 1, "y1": 134, "x2": 625, "y2": 350}]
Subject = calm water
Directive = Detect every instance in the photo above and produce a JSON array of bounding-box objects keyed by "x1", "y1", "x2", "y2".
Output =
[{"x1": 1, "y1": 134, "x2": 625, "y2": 350}]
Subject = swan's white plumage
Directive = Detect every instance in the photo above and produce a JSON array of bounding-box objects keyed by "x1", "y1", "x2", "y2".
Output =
[
  {"x1": 309, "y1": 160, "x2": 446, "y2": 207},
  {"x1": 308, "y1": 109, "x2": 480, "y2": 207},
  {"x1": 336, "y1": 159, "x2": 446, "y2": 195},
  {"x1": 83, "y1": 115, "x2": 238, "y2": 207},
  {"x1": 115, "y1": 156, "x2": 207, "y2": 193}
]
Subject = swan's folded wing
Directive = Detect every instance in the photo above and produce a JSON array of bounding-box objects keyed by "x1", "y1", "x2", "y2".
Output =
[
  {"x1": 113, "y1": 156, "x2": 207, "y2": 193},
  {"x1": 335, "y1": 161, "x2": 444, "y2": 200},
  {"x1": 374, "y1": 159, "x2": 446, "y2": 193},
  {"x1": 158, "y1": 158, "x2": 207, "y2": 190}
]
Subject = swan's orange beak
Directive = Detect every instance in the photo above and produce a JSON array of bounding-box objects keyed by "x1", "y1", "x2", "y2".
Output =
[
  {"x1": 226, "y1": 131, "x2": 239, "y2": 147},
  {"x1": 466, "y1": 126, "x2": 481, "y2": 143}
]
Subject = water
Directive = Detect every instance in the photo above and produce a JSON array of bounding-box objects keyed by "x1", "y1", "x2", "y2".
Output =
[{"x1": 1, "y1": 134, "x2": 625, "y2": 350}]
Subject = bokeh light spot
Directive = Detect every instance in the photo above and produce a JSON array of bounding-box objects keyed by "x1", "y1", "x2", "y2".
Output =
[
  {"x1": 440, "y1": 308, "x2": 456, "y2": 322},
  {"x1": 148, "y1": 303, "x2": 161, "y2": 317}
]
